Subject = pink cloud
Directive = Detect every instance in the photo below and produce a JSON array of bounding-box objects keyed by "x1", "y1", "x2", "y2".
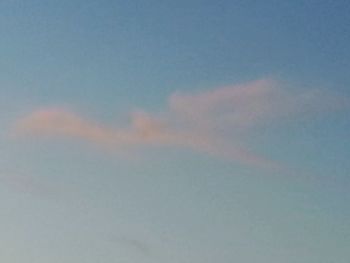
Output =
[
  {"x1": 13, "y1": 78, "x2": 348, "y2": 168},
  {"x1": 169, "y1": 78, "x2": 348, "y2": 132},
  {"x1": 15, "y1": 108, "x2": 178, "y2": 145},
  {"x1": 14, "y1": 107, "x2": 271, "y2": 167},
  {"x1": 169, "y1": 78, "x2": 277, "y2": 131}
]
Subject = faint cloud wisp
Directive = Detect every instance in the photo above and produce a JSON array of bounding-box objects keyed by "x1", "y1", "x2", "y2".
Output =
[{"x1": 13, "y1": 78, "x2": 348, "y2": 168}]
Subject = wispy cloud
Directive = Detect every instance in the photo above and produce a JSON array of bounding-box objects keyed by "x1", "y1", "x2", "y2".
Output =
[
  {"x1": 0, "y1": 171, "x2": 58, "y2": 198},
  {"x1": 13, "y1": 78, "x2": 348, "y2": 167},
  {"x1": 113, "y1": 236, "x2": 152, "y2": 257}
]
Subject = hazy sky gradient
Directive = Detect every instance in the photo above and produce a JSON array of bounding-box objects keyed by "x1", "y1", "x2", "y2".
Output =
[{"x1": 1, "y1": 1, "x2": 350, "y2": 262}]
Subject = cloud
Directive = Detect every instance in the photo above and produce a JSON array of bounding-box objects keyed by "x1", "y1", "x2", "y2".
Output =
[
  {"x1": 169, "y1": 78, "x2": 348, "y2": 131},
  {"x1": 13, "y1": 107, "x2": 273, "y2": 167},
  {"x1": 0, "y1": 171, "x2": 57, "y2": 197},
  {"x1": 115, "y1": 236, "x2": 152, "y2": 257},
  {"x1": 13, "y1": 78, "x2": 348, "y2": 167},
  {"x1": 14, "y1": 108, "x2": 188, "y2": 146}
]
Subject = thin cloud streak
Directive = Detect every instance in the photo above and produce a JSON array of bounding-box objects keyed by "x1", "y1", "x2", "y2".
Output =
[
  {"x1": 13, "y1": 78, "x2": 348, "y2": 167},
  {"x1": 13, "y1": 108, "x2": 274, "y2": 167},
  {"x1": 0, "y1": 172, "x2": 58, "y2": 198}
]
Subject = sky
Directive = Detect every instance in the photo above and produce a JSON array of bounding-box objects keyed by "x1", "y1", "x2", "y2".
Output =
[{"x1": 0, "y1": 0, "x2": 350, "y2": 262}]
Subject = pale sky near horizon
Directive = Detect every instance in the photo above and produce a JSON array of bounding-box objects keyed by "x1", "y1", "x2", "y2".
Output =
[{"x1": 1, "y1": 1, "x2": 350, "y2": 262}]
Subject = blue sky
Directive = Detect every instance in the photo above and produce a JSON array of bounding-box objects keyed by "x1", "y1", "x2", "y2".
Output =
[{"x1": 1, "y1": 1, "x2": 350, "y2": 262}]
